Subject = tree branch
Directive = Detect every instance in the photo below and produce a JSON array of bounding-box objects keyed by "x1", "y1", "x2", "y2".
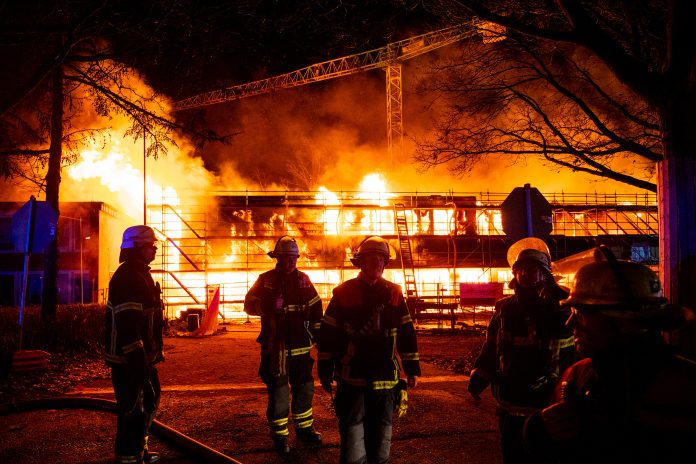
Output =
[{"x1": 452, "y1": 0, "x2": 664, "y2": 105}]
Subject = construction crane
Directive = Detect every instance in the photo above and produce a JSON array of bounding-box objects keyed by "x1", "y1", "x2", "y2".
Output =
[{"x1": 173, "y1": 21, "x2": 501, "y2": 161}]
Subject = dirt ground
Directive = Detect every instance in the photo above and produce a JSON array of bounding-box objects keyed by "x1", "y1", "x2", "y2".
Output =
[{"x1": 0, "y1": 322, "x2": 501, "y2": 464}]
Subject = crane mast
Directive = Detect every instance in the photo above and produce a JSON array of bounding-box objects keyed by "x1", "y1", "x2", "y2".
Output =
[{"x1": 174, "y1": 21, "x2": 498, "y2": 161}]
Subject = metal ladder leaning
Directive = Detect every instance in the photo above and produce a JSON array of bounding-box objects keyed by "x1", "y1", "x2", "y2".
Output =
[{"x1": 394, "y1": 203, "x2": 418, "y2": 302}]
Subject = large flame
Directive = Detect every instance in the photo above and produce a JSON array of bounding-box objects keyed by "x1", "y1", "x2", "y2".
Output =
[
  {"x1": 48, "y1": 66, "x2": 651, "y2": 321},
  {"x1": 313, "y1": 173, "x2": 397, "y2": 238}
]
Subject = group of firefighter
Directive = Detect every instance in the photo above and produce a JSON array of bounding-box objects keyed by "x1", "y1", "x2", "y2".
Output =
[{"x1": 104, "y1": 225, "x2": 696, "y2": 464}]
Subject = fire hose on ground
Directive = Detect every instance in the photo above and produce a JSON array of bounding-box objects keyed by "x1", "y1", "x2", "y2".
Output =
[{"x1": 0, "y1": 396, "x2": 243, "y2": 464}]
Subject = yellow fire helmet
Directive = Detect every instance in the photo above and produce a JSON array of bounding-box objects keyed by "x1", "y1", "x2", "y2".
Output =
[
  {"x1": 506, "y1": 237, "x2": 552, "y2": 272},
  {"x1": 268, "y1": 235, "x2": 300, "y2": 258}
]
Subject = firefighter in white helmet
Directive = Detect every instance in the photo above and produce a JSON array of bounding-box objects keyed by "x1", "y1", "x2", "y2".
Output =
[
  {"x1": 105, "y1": 225, "x2": 163, "y2": 464},
  {"x1": 317, "y1": 235, "x2": 421, "y2": 464},
  {"x1": 244, "y1": 235, "x2": 323, "y2": 454},
  {"x1": 524, "y1": 246, "x2": 696, "y2": 463},
  {"x1": 468, "y1": 238, "x2": 575, "y2": 464}
]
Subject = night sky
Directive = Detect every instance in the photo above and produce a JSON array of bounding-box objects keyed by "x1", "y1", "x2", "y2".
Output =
[{"x1": 0, "y1": 1, "x2": 657, "y2": 197}]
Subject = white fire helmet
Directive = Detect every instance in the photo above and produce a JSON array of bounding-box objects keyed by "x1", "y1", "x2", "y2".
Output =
[
  {"x1": 268, "y1": 235, "x2": 300, "y2": 258},
  {"x1": 350, "y1": 236, "x2": 391, "y2": 266},
  {"x1": 121, "y1": 225, "x2": 157, "y2": 249}
]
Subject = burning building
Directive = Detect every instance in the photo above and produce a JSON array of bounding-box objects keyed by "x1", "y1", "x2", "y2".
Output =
[
  {"x1": 0, "y1": 201, "x2": 124, "y2": 307},
  {"x1": 0, "y1": 47, "x2": 659, "y2": 325},
  {"x1": 141, "y1": 184, "x2": 658, "y2": 322},
  {"x1": 0, "y1": 177, "x2": 658, "y2": 328}
]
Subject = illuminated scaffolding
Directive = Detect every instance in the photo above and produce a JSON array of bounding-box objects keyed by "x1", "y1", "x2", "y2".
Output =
[{"x1": 147, "y1": 190, "x2": 657, "y2": 321}]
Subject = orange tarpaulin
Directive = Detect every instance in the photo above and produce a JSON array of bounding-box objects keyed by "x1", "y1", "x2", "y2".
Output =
[{"x1": 192, "y1": 285, "x2": 220, "y2": 337}]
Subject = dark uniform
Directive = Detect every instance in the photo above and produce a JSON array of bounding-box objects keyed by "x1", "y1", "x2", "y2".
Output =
[
  {"x1": 470, "y1": 287, "x2": 574, "y2": 463},
  {"x1": 524, "y1": 339, "x2": 696, "y2": 463},
  {"x1": 244, "y1": 267, "x2": 323, "y2": 440},
  {"x1": 317, "y1": 276, "x2": 421, "y2": 464},
  {"x1": 105, "y1": 259, "x2": 164, "y2": 464},
  {"x1": 520, "y1": 246, "x2": 696, "y2": 464}
]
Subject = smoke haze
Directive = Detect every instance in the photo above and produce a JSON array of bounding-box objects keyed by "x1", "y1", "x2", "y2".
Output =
[{"x1": 2, "y1": 53, "x2": 654, "y2": 212}]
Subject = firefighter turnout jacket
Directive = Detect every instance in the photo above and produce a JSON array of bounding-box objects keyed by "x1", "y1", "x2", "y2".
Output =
[
  {"x1": 317, "y1": 276, "x2": 421, "y2": 390},
  {"x1": 524, "y1": 342, "x2": 696, "y2": 462},
  {"x1": 105, "y1": 260, "x2": 164, "y2": 372},
  {"x1": 471, "y1": 288, "x2": 574, "y2": 413},
  {"x1": 244, "y1": 268, "x2": 323, "y2": 377}
]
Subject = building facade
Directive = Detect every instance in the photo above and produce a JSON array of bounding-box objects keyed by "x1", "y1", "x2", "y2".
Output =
[{"x1": 0, "y1": 201, "x2": 123, "y2": 307}]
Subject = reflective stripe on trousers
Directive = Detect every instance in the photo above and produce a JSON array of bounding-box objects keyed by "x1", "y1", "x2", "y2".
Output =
[
  {"x1": 261, "y1": 351, "x2": 315, "y2": 435},
  {"x1": 334, "y1": 382, "x2": 394, "y2": 464},
  {"x1": 265, "y1": 378, "x2": 315, "y2": 435}
]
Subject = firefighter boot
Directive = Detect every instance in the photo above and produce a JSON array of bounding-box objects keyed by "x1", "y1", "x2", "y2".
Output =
[
  {"x1": 272, "y1": 435, "x2": 291, "y2": 454},
  {"x1": 296, "y1": 426, "x2": 322, "y2": 446},
  {"x1": 143, "y1": 450, "x2": 160, "y2": 463}
]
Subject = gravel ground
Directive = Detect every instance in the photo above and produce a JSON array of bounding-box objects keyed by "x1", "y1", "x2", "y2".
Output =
[{"x1": 0, "y1": 322, "x2": 497, "y2": 464}]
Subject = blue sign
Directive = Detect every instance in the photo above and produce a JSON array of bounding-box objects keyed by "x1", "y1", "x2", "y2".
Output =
[{"x1": 11, "y1": 198, "x2": 58, "y2": 253}]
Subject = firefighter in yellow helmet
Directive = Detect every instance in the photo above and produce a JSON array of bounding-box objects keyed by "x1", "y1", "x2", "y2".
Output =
[
  {"x1": 244, "y1": 235, "x2": 323, "y2": 454},
  {"x1": 105, "y1": 225, "x2": 164, "y2": 464},
  {"x1": 524, "y1": 246, "x2": 696, "y2": 463},
  {"x1": 317, "y1": 236, "x2": 420, "y2": 464},
  {"x1": 468, "y1": 238, "x2": 575, "y2": 464}
]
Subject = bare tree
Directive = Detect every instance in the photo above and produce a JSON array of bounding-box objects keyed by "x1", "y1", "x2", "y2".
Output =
[
  {"x1": 424, "y1": 0, "x2": 696, "y2": 352},
  {"x1": 415, "y1": 35, "x2": 661, "y2": 191},
  {"x1": 0, "y1": 2, "x2": 226, "y2": 326}
]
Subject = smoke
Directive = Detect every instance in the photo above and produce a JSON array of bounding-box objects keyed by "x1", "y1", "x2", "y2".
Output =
[
  {"x1": 2, "y1": 47, "x2": 654, "y2": 211},
  {"x1": 55, "y1": 73, "x2": 225, "y2": 222},
  {"x1": 197, "y1": 73, "x2": 389, "y2": 191},
  {"x1": 186, "y1": 51, "x2": 654, "y2": 196}
]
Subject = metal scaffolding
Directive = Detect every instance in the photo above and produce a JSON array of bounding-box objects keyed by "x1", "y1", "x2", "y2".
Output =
[{"x1": 148, "y1": 190, "x2": 658, "y2": 320}]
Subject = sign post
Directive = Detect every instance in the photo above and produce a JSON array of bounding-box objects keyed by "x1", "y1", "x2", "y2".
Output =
[
  {"x1": 11, "y1": 197, "x2": 57, "y2": 370},
  {"x1": 17, "y1": 197, "x2": 37, "y2": 348}
]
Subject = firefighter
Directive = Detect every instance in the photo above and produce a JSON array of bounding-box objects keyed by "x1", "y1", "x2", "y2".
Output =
[
  {"x1": 105, "y1": 225, "x2": 164, "y2": 464},
  {"x1": 523, "y1": 247, "x2": 696, "y2": 463},
  {"x1": 244, "y1": 235, "x2": 323, "y2": 454},
  {"x1": 467, "y1": 238, "x2": 575, "y2": 464},
  {"x1": 317, "y1": 235, "x2": 421, "y2": 464}
]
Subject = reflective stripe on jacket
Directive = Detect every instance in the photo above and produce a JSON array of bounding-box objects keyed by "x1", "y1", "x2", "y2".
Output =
[
  {"x1": 105, "y1": 260, "x2": 163, "y2": 367},
  {"x1": 244, "y1": 268, "x2": 323, "y2": 356},
  {"x1": 472, "y1": 290, "x2": 574, "y2": 408},
  {"x1": 317, "y1": 276, "x2": 420, "y2": 390}
]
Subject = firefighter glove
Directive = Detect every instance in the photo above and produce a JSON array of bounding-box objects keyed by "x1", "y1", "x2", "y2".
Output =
[
  {"x1": 394, "y1": 379, "x2": 408, "y2": 418},
  {"x1": 537, "y1": 401, "x2": 583, "y2": 443},
  {"x1": 467, "y1": 370, "x2": 489, "y2": 400}
]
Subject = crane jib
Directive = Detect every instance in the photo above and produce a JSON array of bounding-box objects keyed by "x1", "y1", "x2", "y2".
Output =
[{"x1": 172, "y1": 21, "x2": 492, "y2": 111}]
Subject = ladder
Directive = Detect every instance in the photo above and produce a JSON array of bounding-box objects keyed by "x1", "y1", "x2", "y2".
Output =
[{"x1": 394, "y1": 204, "x2": 418, "y2": 301}]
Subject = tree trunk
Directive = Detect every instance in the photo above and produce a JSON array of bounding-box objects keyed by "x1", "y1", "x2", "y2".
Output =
[
  {"x1": 658, "y1": 0, "x2": 696, "y2": 356},
  {"x1": 41, "y1": 64, "x2": 63, "y2": 325},
  {"x1": 658, "y1": 149, "x2": 696, "y2": 356}
]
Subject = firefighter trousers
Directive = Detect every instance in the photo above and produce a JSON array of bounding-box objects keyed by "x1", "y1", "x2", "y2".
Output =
[
  {"x1": 334, "y1": 382, "x2": 395, "y2": 464},
  {"x1": 498, "y1": 409, "x2": 534, "y2": 464},
  {"x1": 111, "y1": 365, "x2": 160, "y2": 463},
  {"x1": 261, "y1": 353, "x2": 315, "y2": 436}
]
